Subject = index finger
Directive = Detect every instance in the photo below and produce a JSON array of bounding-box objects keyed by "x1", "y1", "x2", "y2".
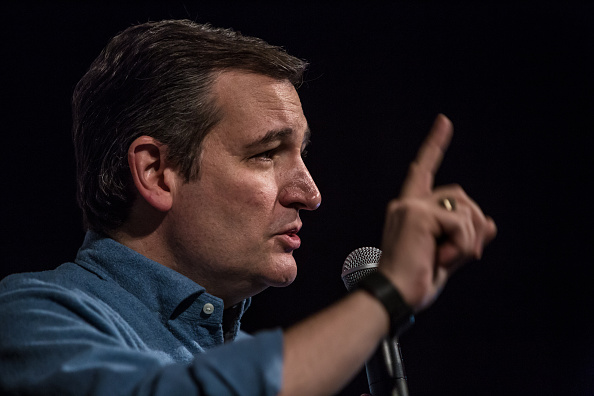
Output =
[{"x1": 400, "y1": 114, "x2": 453, "y2": 198}]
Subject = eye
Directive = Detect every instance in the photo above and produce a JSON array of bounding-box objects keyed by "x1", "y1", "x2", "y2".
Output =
[{"x1": 250, "y1": 149, "x2": 275, "y2": 161}]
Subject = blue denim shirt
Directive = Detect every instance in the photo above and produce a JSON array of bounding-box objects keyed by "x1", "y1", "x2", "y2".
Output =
[{"x1": 0, "y1": 231, "x2": 283, "y2": 395}]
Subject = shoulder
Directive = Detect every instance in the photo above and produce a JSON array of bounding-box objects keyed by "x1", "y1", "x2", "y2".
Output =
[
  {"x1": 0, "y1": 262, "x2": 104, "y2": 305},
  {"x1": 0, "y1": 263, "x2": 131, "y2": 336}
]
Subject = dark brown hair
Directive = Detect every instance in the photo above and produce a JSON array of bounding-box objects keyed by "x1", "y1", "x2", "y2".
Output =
[{"x1": 72, "y1": 19, "x2": 307, "y2": 233}]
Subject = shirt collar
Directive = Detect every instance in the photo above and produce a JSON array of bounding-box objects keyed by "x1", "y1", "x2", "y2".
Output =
[{"x1": 74, "y1": 230, "x2": 251, "y2": 328}]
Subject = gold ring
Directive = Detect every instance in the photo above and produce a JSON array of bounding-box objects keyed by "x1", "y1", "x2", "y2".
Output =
[{"x1": 439, "y1": 197, "x2": 456, "y2": 212}]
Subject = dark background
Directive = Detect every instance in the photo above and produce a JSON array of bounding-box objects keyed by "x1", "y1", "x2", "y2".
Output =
[{"x1": 2, "y1": 2, "x2": 593, "y2": 395}]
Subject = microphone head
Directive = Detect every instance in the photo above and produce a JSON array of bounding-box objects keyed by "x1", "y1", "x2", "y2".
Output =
[{"x1": 341, "y1": 247, "x2": 382, "y2": 291}]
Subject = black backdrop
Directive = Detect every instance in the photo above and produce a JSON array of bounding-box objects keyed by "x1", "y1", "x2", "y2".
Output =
[{"x1": 2, "y1": 3, "x2": 593, "y2": 395}]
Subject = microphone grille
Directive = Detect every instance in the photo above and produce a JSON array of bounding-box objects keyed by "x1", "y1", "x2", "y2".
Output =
[{"x1": 341, "y1": 247, "x2": 382, "y2": 291}]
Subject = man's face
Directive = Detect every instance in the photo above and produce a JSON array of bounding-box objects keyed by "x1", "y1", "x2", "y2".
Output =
[{"x1": 166, "y1": 71, "x2": 321, "y2": 306}]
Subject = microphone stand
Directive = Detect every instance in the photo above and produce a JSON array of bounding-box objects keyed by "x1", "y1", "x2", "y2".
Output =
[{"x1": 365, "y1": 337, "x2": 409, "y2": 396}]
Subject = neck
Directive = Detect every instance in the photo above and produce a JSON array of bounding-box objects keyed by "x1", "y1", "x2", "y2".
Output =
[{"x1": 110, "y1": 227, "x2": 263, "y2": 309}]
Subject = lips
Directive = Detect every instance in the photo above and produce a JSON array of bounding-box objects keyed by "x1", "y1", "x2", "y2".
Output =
[{"x1": 276, "y1": 224, "x2": 302, "y2": 252}]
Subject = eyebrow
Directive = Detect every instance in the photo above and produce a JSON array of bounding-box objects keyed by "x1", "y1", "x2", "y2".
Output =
[{"x1": 246, "y1": 126, "x2": 311, "y2": 149}]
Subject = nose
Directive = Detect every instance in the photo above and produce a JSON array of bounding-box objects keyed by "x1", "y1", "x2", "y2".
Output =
[{"x1": 278, "y1": 160, "x2": 321, "y2": 211}]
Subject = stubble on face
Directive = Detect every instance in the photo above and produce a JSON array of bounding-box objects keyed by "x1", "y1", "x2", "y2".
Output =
[{"x1": 163, "y1": 70, "x2": 320, "y2": 307}]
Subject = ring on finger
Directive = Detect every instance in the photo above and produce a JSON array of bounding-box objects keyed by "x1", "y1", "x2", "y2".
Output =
[{"x1": 438, "y1": 197, "x2": 456, "y2": 212}]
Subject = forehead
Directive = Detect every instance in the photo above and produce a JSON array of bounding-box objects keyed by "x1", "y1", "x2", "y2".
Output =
[{"x1": 209, "y1": 70, "x2": 307, "y2": 141}]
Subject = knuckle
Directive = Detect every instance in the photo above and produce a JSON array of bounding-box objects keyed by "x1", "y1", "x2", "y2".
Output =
[
  {"x1": 386, "y1": 199, "x2": 402, "y2": 215},
  {"x1": 437, "y1": 183, "x2": 465, "y2": 197},
  {"x1": 450, "y1": 183, "x2": 463, "y2": 192},
  {"x1": 396, "y1": 200, "x2": 426, "y2": 219},
  {"x1": 459, "y1": 205, "x2": 472, "y2": 218},
  {"x1": 386, "y1": 199, "x2": 432, "y2": 231},
  {"x1": 449, "y1": 183, "x2": 465, "y2": 197}
]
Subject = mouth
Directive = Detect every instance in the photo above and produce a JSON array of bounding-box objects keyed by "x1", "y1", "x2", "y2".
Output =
[{"x1": 276, "y1": 225, "x2": 302, "y2": 252}]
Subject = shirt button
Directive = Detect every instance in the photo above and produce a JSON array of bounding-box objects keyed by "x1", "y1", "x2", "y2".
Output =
[{"x1": 202, "y1": 303, "x2": 215, "y2": 315}]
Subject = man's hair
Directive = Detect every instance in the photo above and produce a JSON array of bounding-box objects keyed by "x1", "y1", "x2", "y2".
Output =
[{"x1": 72, "y1": 19, "x2": 307, "y2": 234}]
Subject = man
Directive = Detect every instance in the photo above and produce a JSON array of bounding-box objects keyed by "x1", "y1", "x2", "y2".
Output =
[{"x1": 0, "y1": 20, "x2": 496, "y2": 395}]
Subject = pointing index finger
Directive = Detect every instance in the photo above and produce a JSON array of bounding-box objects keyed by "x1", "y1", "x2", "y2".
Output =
[{"x1": 400, "y1": 114, "x2": 453, "y2": 198}]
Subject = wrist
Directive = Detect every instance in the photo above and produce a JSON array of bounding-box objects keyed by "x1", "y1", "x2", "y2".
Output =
[{"x1": 356, "y1": 271, "x2": 415, "y2": 337}]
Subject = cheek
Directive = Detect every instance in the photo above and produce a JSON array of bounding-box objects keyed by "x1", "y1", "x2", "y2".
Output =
[
  {"x1": 247, "y1": 185, "x2": 277, "y2": 207},
  {"x1": 216, "y1": 177, "x2": 278, "y2": 218}
]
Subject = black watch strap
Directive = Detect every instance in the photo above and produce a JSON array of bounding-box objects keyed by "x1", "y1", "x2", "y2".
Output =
[{"x1": 357, "y1": 271, "x2": 415, "y2": 337}]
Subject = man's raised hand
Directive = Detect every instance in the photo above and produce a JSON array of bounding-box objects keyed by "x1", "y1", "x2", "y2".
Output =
[{"x1": 379, "y1": 114, "x2": 497, "y2": 311}]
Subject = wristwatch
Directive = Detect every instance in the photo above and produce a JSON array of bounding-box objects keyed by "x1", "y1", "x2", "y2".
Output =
[{"x1": 357, "y1": 271, "x2": 415, "y2": 337}]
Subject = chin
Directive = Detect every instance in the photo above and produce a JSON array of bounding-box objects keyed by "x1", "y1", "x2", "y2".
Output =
[
  {"x1": 264, "y1": 257, "x2": 298, "y2": 288},
  {"x1": 270, "y1": 275, "x2": 297, "y2": 288}
]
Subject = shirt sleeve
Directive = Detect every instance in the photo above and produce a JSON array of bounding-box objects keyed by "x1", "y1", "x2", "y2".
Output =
[{"x1": 0, "y1": 279, "x2": 284, "y2": 396}]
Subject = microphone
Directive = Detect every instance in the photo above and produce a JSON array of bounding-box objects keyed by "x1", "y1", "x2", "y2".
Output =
[{"x1": 342, "y1": 247, "x2": 410, "y2": 396}]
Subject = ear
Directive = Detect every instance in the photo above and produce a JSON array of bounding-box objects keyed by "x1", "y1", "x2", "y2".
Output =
[{"x1": 128, "y1": 136, "x2": 177, "y2": 212}]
